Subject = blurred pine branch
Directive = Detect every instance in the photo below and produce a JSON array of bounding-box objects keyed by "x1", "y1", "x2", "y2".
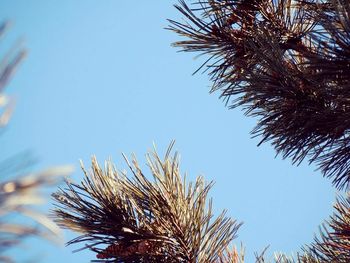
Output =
[{"x1": 0, "y1": 21, "x2": 74, "y2": 262}]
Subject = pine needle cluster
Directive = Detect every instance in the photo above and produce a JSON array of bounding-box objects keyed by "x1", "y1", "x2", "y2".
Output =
[
  {"x1": 253, "y1": 194, "x2": 350, "y2": 262},
  {"x1": 168, "y1": 0, "x2": 350, "y2": 189},
  {"x1": 52, "y1": 143, "x2": 241, "y2": 262},
  {"x1": 305, "y1": 194, "x2": 350, "y2": 262}
]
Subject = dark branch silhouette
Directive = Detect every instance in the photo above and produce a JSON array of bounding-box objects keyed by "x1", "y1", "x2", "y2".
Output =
[{"x1": 168, "y1": 0, "x2": 350, "y2": 190}]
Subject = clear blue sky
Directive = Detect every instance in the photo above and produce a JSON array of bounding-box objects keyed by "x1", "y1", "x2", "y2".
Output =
[{"x1": 1, "y1": 1, "x2": 336, "y2": 262}]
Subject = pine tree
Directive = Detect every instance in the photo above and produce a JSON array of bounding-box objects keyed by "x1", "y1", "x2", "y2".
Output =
[
  {"x1": 52, "y1": 0, "x2": 350, "y2": 262},
  {"x1": 167, "y1": 0, "x2": 350, "y2": 261}
]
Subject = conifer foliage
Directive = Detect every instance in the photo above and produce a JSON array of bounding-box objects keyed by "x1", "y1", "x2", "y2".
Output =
[
  {"x1": 52, "y1": 0, "x2": 350, "y2": 262},
  {"x1": 168, "y1": 0, "x2": 350, "y2": 189},
  {"x1": 0, "y1": 22, "x2": 73, "y2": 262},
  {"x1": 52, "y1": 143, "x2": 241, "y2": 262},
  {"x1": 167, "y1": 0, "x2": 350, "y2": 261},
  {"x1": 306, "y1": 194, "x2": 350, "y2": 262}
]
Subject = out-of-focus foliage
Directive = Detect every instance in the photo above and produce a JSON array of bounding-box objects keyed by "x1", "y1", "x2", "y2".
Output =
[
  {"x1": 0, "y1": 21, "x2": 25, "y2": 129},
  {"x1": 53, "y1": 142, "x2": 242, "y2": 263},
  {"x1": 0, "y1": 166, "x2": 73, "y2": 262},
  {"x1": 0, "y1": 21, "x2": 74, "y2": 262}
]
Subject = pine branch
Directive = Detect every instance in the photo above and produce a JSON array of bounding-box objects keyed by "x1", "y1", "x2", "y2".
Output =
[
  {"x1": 0, "y1": 21, "x2": 26, "y2": 128},
  {"x1": 168, "y1": 0, "x2": 350, "y2": 189},
  {"x1": 0, "y1": 166, "x2": 73, "y2": 252},
  {"x1": 250, "y1": 193, "x2": 350, "y2": 263},
  {"x1": 302, "y1": 193, "x2": 350, "y2": 262},
  {"x1": 52, "y1": 142, "x2": 242, "y2": 262},
  {"x1": 0, "y1": 21, "x2": 74, "y2": 261}
]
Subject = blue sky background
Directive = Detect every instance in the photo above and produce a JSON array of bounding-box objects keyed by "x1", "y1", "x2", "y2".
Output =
[{"x1": 0, "y1": 1, "x2": 337, "y2": 262}]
